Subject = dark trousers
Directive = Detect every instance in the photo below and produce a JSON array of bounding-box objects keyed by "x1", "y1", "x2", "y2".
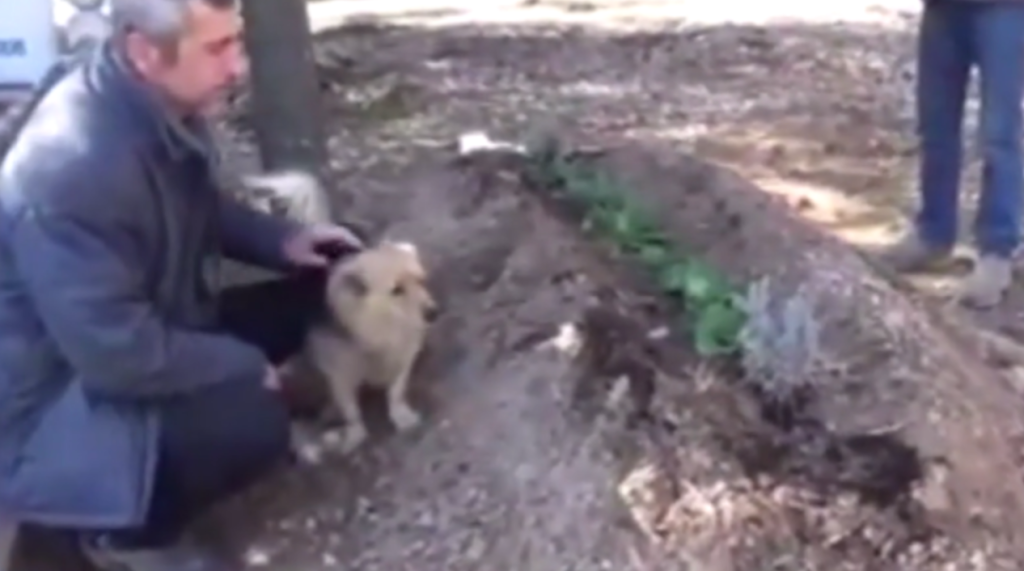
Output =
[{"x1": 99, "y1": 273, "x2": 326, "y2": 549}]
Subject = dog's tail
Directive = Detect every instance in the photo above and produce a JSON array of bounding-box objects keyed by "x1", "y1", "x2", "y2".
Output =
[{"x1": 241, "y1": 169, "x2": 333, "y2": 225}]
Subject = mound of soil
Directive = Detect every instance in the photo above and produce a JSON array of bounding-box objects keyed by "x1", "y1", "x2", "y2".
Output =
[
  {"x1": 569, "y1": 144, "x2": 1024, "y2": 567},
  {"x1": 208, "y1": 152, "x2": 650, "y2": 570},
  {"x1": 195, "y1": 130, "x2": 1024, "y2": 570},
  {"x1": 9, "y1": 103, "x2": 1024, "y2": 571},
  {"x1": 209, "y1": 17, "x2": 1024, "y2": 561}
]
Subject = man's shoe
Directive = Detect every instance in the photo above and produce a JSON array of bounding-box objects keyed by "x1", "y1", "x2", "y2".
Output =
[
  {"x1": 957, "y1": 255, "x2": 1013, "y2": 309},
  {"x1": 878, "y1": 232, "x2": 953, "y2": 273},
  {"x1": 82, "y1": 537, "x2": 232, "y2": 571}
]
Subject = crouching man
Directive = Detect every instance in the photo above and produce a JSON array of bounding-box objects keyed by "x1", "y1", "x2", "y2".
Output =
[
  {"x1": 0, "y1": 0, "x2": 362, "y2": 569},
  {"x1": 883, "y1": 0, "x2": 1024, "y2": 307}
]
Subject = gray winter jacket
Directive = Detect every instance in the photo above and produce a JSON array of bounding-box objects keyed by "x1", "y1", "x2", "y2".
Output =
[{"x1": 0, "y1": 41, "x2": 297, "y2": 527}]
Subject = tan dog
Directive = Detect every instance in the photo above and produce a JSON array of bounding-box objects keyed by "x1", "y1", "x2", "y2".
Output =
[
  {"x1": 300, "y1": 241, "x2": 437, "y2": 456},
  {"x1": 236, "y1": 170, "x2": 435, "y2": 456}
]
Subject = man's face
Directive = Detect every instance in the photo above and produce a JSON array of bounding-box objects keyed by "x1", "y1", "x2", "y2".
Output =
[{"x1": 126, "y1": 1, "x2": 247, "y2": 114}]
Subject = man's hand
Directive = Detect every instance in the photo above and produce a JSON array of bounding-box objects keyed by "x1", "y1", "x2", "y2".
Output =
[{"x1": 283, "y1": 223, "x2": 364, "y2": 268}]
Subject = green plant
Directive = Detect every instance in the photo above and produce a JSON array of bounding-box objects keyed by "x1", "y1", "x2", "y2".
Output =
[{"x1": 526, "y1": 152, "x2": 746, "y2": 356}]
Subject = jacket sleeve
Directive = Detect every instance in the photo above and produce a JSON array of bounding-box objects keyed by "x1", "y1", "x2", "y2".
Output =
[
  {"x1": 217, "y1": 193, "x2": 301, "y2": 271},
  {"x1": 9, "y1": 207, "x2": 268, "y2": 400}
]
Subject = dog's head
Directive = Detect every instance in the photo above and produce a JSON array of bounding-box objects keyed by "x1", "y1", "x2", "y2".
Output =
[{"x1": 326, "y1": 241, "x2": 438, "y2": 329}]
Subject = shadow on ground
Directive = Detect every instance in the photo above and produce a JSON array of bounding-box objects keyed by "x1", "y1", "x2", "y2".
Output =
[{"x1": 296, "y1": 13, "x2": 926, "y2": 238}]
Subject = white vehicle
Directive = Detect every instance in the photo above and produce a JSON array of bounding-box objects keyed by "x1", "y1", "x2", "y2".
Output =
[
  {"x1": 0, "y1": 0, "x2": 109, "y2": 90},
  {"x1": 0, "y1": 1, "x2": 59, "y2": 88}
]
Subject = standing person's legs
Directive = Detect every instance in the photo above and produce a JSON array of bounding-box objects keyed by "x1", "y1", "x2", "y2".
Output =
[
  {"x1": 960, "y1": 2, "x2": 1024, "y2": 307},
  {"x1": 84, "y1": 272, "x2": 328, "y2": 570},
  {"x1": 884, "y1": 1, "x2": 971, "y2": 270}
]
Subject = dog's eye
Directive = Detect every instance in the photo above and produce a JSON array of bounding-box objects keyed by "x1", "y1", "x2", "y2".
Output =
[{"x1": 391, "y1": 284, "x2": 405, "y2": 296}]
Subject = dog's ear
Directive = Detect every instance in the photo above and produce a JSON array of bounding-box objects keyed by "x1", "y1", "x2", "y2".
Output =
[
  {"x1": 340, "y1": 272, "x2": 368, "y2": 296},
  {"x1": 379, "y1": 237, "x2": 418, "y2": 256},
  {"x1": 392, "y1": 241, "x2": 418, "y2": 256}
]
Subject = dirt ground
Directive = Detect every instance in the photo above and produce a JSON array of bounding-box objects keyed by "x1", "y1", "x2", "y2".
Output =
[{"x1": 204, "y1": 0, "x2": 1024, "y2": 569}]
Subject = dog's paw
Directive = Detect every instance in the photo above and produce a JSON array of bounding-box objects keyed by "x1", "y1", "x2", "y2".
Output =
[
  {"x1": 326, "y1": 425, "x2": 369, "y2": 454},
  {"x1": 290, "y1": 425, "x2": 324, "y2": 465},
  {"x1": 295, "y1": 441, "x2": 325, "y2": 465},
  {"x1": 389, "y1": 403, "x2": 422, "y2": 432}
]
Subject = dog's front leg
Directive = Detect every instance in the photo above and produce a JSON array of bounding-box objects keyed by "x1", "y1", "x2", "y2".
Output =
[
  {"x1": 290, "y1": 423, "x2": 326, "y2": 465},
  {"x1": 324, "y1": 377, "x2": 370, "y2": 454},
  {"x1": 387, "y1": 362, "x2": 422, "y2": 432}
]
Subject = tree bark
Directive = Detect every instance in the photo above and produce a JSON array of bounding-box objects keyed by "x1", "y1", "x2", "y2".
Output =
[{"x1": 240, "y1": 0, "x2": 325, "y2": 172}]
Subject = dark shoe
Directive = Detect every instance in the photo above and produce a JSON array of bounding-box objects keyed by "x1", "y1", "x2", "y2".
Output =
[
  {"x1": 879, "y1": 232, "x2": 953, "y2": 273},
  {"x1": 82, "y1": 537, "x2": 232, "y2": 571}
]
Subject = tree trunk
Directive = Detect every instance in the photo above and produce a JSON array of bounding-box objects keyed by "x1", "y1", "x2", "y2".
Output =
[{"x1": 240, "y1": 0, "x2": 325, "y2": 172}]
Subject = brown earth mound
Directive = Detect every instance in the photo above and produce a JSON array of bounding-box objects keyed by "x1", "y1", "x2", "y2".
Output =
[
  {"x1": 10, "y1": 98, "x2": 1024, "y2": 571},
  {"x1": 203, "y1": 13, "x2": 1024, "y2": 570},
  {"x1": 198, "y1": 131, "x2": 1024, "y2": 570},
  {"x1": 572, "y1": 144, "x2": 1024, "y2": 567}
]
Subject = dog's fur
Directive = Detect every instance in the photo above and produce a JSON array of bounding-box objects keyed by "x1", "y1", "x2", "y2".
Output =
[
  {"x1": 237, "y1": 169, "x2": 435, "y2": 457},
  {"x1": 300, "y1": 240, "x2": 437, "y2": 454}
]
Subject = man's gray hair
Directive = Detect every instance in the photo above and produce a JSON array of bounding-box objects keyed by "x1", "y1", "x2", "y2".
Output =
[{"x1": 109, "y1": 0, "x2": 236, "y2": 43}]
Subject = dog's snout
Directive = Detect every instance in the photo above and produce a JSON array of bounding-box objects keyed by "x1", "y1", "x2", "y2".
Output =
[{"x1": 423, "y1": 303, "x2": 440, "y2": 322}]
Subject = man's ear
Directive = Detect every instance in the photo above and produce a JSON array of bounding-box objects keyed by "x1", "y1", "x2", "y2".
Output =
[{"x1": 124, "y1": 31, "x2": 166, "y2": 76}]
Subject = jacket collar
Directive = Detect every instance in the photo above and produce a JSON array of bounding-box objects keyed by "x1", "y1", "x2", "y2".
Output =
[{"x1": 89, "y1": 39, "x2": 217, "y2": 163}]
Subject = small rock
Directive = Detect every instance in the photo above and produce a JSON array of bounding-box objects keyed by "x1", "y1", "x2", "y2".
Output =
[
  {"x1": 457, "y1": 131, "x2": 493, "y2": 156},
  {"x1": 464, "y1": 534, "x2": 486, "y2": 560},
  {"x1": 244, "y1": 547, "x2": 271, "y2": 567},
  {"x1": 416, "y1": 510, "x2": 436, "y2": 527},
  {"x1": 456, "y1": 131, "x2": 526, "y2": 157},
  {"x1": 647, "y1": 326, "x2": 670, "y2": 340},
  {"x1": 605, "y1": 375, "x2": 631, "y2": 410},
  {"x1": 914, "y1": 463, "x2": 954, "y2": 514}
]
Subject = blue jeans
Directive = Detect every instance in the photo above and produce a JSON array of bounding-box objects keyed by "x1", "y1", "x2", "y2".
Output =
[{"x1": 916, "y1": 0, "x2": 1024, "y2": 257}]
